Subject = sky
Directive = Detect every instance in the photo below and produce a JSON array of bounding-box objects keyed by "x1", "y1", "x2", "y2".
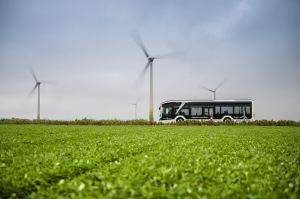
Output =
[{"x1": 0, "y1": 0, "x2": 300, "y2": 121}]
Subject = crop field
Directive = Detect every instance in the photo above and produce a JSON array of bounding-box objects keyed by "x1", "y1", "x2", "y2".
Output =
[{"x1": 0, "y1": 125, "x2": 299, "y2": 198}]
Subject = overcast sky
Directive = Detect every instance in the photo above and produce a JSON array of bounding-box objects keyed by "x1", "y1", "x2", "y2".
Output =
[{"x1": 0, "y1": 0, "x2": 300, "y2": 121}]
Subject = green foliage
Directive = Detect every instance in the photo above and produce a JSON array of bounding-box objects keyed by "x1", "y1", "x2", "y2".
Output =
[
  {"x1": 0, "y1": 118, "x2": 156, "y2": 126},
  {"x1": 1, "y1": 118, "x2": 300, "y2": 126},
  {"x1": 0, "y1": 125, "x2": 299, "y2": 198}
]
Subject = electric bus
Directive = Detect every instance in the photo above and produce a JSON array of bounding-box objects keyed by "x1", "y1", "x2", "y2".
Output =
[{"x1": 159, "y1": 99, "x2": 254, "y2": 122}]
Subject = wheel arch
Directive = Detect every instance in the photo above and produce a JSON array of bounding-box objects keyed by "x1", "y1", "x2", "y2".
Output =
[
  {"x1": 221, "y1": 115, "x2": 234, "y2": 122},
  {"x1": 175, "y1": 115, "x2": 186, "y2": 121}
]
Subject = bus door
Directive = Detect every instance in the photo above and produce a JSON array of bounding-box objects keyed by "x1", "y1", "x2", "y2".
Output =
[{"x1": 203, "y1": 107, "x2": 214, "y2": 119}]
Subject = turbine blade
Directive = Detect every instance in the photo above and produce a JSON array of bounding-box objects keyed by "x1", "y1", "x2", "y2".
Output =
[
  {"x1": 30, "y1": 68, "x2": 38, "y2": 82},
  {"x1": 40, "y1": 80, "x2": 56, "y2": 84},
  {"x1": 134, "y1": 61, "x2": 151, "y2": 87},
  {"x1": 215, "y1": 79, "x2": 227, "y2": 90},
  {"x1": 28, "y1": 84, "x2": 38, "y2": 97},
  {"x1": 154, "y1": 51, "x2": 181, "y2": 59},
  {"x1": 131, "y1": 32, "x2": 150, "y2": 58},
  {"x1": 200, "y1": 85, "x2": 214, "y2": 93}
]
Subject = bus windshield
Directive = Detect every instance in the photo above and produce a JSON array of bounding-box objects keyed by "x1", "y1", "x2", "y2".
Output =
[
  {"x1": 160, "y1": 102, "x2": 181, "y2": 120},
  {"x1": 162, "y1": 106, "x2": 173, "y2": 117}
]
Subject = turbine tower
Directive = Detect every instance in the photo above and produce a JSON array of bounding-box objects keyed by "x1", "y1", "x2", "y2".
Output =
[
  {"x1": 201, "y1": 79, "x2": 226, "y2": 100},
  {"x1": 133, "y1": 33, "x2": 172, "y2": 122},
  {"x1": 29, "y1": 69, "x2": 50, "y2": 120},
  {"x1": 131, "y1": 102, "x2": 138, "y2": 119}
]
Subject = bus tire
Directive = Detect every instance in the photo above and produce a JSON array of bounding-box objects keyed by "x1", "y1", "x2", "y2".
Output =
[
  {"x1": 176, "y1": 117, "x2": 184, "y2": 122},
  {"x1": 223, "y1": 117, "x2": 232, "y2": 122}
]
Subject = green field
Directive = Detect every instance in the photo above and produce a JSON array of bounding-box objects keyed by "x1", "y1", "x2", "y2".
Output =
[{"x1": 0, "y1": 125, "x2": 299, "y2": 198}]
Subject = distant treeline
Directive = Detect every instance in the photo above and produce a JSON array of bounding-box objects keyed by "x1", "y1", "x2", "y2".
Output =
[{"x1": 0, "y1": 118, "x2": 300, "y2": 127}]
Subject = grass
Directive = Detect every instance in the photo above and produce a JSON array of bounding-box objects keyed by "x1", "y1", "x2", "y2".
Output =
[{"x1": 0, "y1": 125, "x2": 299, "y2": 198}]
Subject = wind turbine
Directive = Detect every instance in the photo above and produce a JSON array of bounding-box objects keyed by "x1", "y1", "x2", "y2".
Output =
[
  {"x1": 130, "y1": 96, "x2": 141, "y2": 119},
  {"x1": 28, "y1": 69, "x2": 50, "y2": 120},
  {"x1": 131, "y1": 102, "x2": 138, "y2": 119},
  {"x1": 133, "y1": 33, "x2": 172, "y2": 122},
  {"x1": 201, "y1": 79, "x2": 226, "y2": 100}
]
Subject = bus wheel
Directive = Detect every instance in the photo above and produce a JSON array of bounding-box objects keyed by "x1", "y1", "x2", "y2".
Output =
[
  {"x1": 223, "y1": 117, "x2": 232, "y2": 122},
  {"x1": 176, "y1": 118, "x2": 184, "y2": 122}
]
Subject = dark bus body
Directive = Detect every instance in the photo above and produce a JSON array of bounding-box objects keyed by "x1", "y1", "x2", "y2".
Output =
[{"x1": 159, "y1": 100, "x2": 254, "y2": 122}]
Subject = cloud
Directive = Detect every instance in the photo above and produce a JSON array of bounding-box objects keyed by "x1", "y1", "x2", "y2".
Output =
[{"x1": 0, "y1": 0, "x2": 300, "y2": 120}]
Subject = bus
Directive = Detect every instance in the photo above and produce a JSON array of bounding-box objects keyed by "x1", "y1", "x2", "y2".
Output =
[{"x1": 159, "y1": 99, "x2": 254, "y2": 122}]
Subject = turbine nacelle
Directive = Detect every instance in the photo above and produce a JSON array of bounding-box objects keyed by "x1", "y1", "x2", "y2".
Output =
[{"x1": 148, "y1": 57, "x2": 155, "y2": 62}]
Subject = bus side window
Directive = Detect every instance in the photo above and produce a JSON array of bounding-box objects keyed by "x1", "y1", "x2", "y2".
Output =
[
  {"x1": 221, "y1": 105, "x2": 233, "y2": 114},
  {"x1": 234, "y1": 106, "x2": 242, "y2": 114},
  {"x1": 180, "y1": 108, "x2": 190, "y2": 116},
  {"x1": 245, "y1": 106, "x2": 251, "y2": 114},
  {"x1": 191, "y1": 106, "x2": 202, "y2": 116},
  {"x1": 215, "y1": 106, "x2": 221, "y2": 114}
]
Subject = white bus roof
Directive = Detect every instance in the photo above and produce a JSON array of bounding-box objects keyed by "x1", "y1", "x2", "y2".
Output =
[{"x1": 161, "y1": 99, "x2": 254, "y2": 104}]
